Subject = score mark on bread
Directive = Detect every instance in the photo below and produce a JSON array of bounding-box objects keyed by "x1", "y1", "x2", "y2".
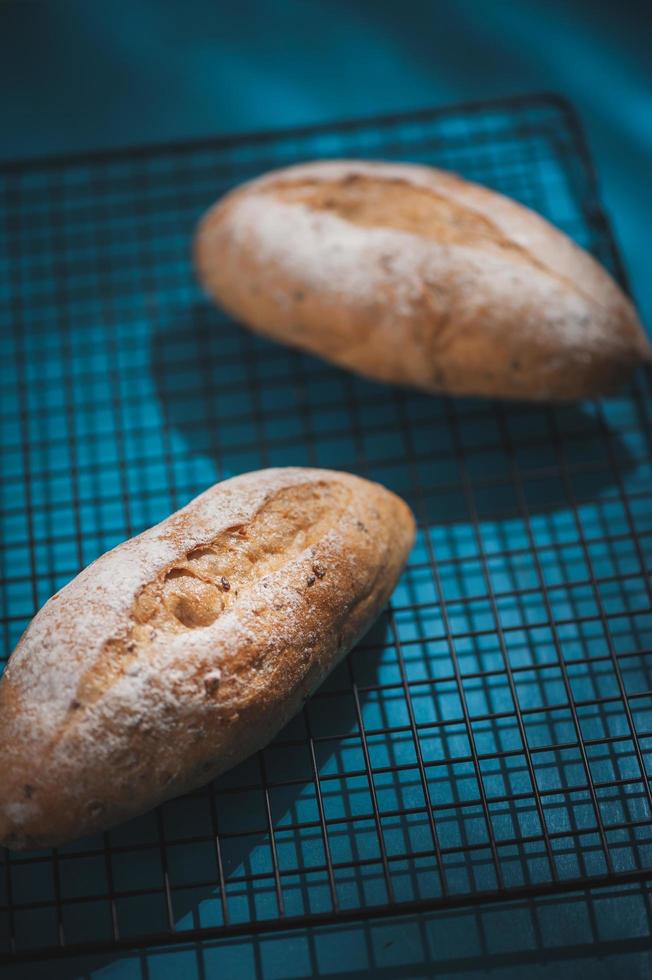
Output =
[
  {"x1": 74, "y1": 482, "x2": 350, "y2": 711},
  {"x1": 0, "y1": 468, "x2": 414, "y2": 850},
  {"x1": 195, "y1": 160, "x2": 650, "y2": 401}
]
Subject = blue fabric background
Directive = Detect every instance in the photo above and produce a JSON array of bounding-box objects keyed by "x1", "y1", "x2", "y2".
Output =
[
  {"x1": 1, "y1": 2, "x2": 651, "y2": 978},
  {"x1": 2, "y1": 0, "x2": 651, "y2": 330}
]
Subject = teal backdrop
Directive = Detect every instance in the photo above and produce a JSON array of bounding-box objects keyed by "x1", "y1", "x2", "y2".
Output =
[{"x1": 1, "y1": 2, "x2": 651, "y2": 978}]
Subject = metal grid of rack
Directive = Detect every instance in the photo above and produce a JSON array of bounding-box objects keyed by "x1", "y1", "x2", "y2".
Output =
[{"x1": 1, "y1": 94, "x2": 651, "y2": 963}]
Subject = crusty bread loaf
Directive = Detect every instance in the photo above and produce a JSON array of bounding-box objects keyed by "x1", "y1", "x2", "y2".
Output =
[
  {"x1": 0, "y1": 468, "x2": 414, "y2": 850},
  {"x1": 194, "y1": 159, "x2": 650, "y2": 401}
]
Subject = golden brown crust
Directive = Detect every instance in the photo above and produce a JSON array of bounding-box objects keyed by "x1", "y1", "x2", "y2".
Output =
[
  {"x1": 194, "y1": 160, "x2": 651, "y2": 401},
  {"x1": 0, "y1": 468, "x2": 415, "y2": 850}
]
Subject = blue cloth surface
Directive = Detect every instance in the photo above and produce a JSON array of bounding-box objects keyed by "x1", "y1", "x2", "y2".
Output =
[
  {"x1": 2, "y1": 0, "x2": 651, "y2": 330},
  {"x1": 1, "y1": 3, "x2": 651, "y2": 979}
]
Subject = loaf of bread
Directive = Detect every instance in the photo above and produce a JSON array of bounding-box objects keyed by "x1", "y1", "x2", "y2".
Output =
[
  {"x1": 0, "y1": 468, "x2": 414, "y2": 850},
  {"x1": 194, "y1": 160, "x2": 650, "y2": 401}
]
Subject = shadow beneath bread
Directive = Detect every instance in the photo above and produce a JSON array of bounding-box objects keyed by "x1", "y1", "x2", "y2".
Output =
[
  {"x1": 2, "y1": 615, "x2": 392, "y2": 977},
  {"x1": 6, "y1": 301, "x2": 643, "y2": 975},
  {"x1": 150, "y1": 301, "x2": 639, "y2": 526}
]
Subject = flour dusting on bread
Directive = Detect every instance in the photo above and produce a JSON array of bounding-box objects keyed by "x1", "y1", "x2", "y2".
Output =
[
  {"x1": 195, "y1": 159, "x2": 650, "y2": 400},
  {"x1": 0, "y1": 468, "x2": 415, "y2": 849}
]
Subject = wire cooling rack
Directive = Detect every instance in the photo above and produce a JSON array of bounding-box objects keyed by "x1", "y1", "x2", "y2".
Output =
[{"x1": 1, "y1": 94, "x2": 652, "y2": 964}]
